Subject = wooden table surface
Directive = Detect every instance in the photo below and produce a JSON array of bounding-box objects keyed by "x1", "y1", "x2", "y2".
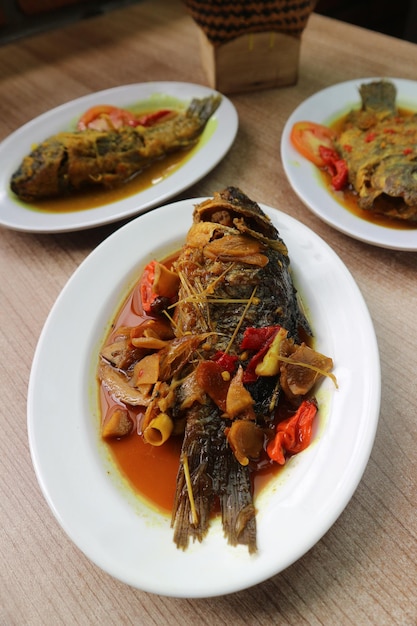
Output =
[{"x1": 1, "y1": 1, "x2": 416, "y2": 624}]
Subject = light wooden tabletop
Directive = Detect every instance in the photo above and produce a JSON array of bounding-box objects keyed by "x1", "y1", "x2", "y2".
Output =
[{"x1": 1, "y1": 1, "x2": 416, "y2": 624}]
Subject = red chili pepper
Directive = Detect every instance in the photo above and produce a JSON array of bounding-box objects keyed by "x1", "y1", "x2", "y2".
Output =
[
  {"x1": 243, "y1": 342, "x2": 272, "y2": 383},
  {"x1": 403, "y1": 148, "x2": 413, "y2": 155},
  {"x1": 212, "y1": 351, "x2": 239, "y2": 373},
  {"x1": 139, "y1": 261, "x2": 158, "y2": 313},
  {"x1": 343, "y1": 144, "x2": 353, "y2": 152},
  {"x1": 136, "y1": 109, "x2": 172, "y2": 127},
  {"x1": 365, "y1": 132, "x2": 377, "y2": 143},
  {"x1": 239, "y1": 326, "x2": 281, "y2": 383},
  {"x1": 331, "y1": 159, "x2": 349, "y2": 191},
  {"x1": 318, "y1": 145, "x2": 349, "y2": 191},
  {"x1": 383, "y1": 128, "x2": 396, "y2": 134},
  {"x1": 240, "y1": 326, "x2": 280, "y2": 351},
  {"x1": 266, "y1": 399, "x2": 318, "y2": 465}
]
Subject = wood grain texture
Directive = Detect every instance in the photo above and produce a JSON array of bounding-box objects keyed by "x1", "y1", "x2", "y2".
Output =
[{"x1": 0, "y1": 2, "x2": 416, "y2": 624}]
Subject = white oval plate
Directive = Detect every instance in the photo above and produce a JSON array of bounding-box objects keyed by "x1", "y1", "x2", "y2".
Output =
[
  {"x1": 27, "y1": 198, "x2": 381, "y2": 598},
  {"x1": 0, "y1": 82, "x2": 237, "y2": 233},
  {"x1": 281, "y1": 77, "x2": 417, "y2": 250}
]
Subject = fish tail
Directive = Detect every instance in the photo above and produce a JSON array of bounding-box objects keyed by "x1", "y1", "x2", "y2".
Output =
[
  {"x1": 217, "y1": 450, "x2": 257, "y2": 553},
  {"x1": 172, "y1": 403, "x2": 257, "y2": 553},
  {"x1": 171, "y1": 462, "x2": 213, "y2": 549},
  {"x1": 186, "y1": 95, "x2": 222, "y2": 124},
  {"x1": 359, "y1": 79, "x2": 396, "y2": 114},
  {"x1": 171, "y1": 404, "x2": 216, "y2": 549}
]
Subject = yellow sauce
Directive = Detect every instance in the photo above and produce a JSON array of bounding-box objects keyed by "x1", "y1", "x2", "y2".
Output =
[
  {"x1": 323, "y1": 107, "x2": 417, "y2": 230},
  {"x1": 27, "y1": 147, "x2": 194, "y2": 214},
  {"x1": 13, "y1": 98, "x2": 217, "y2": 214},
  {"x1": 319, "y1": 170, "x2": 416, "y2": 230}
]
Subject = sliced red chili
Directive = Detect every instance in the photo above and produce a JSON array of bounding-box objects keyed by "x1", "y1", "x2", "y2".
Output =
[
  {"x1": 365, "y1": 132, "x2": 377, "y2": 143},
  {"x1": 240, "y1": 326, "x2": 280, "y2": 351},
  {"x1": 243, "y1": 342, "x2": 272, "y2": 383},
  {"x1": 212, "y1": 351, "x2": 239, "y2": 373},
  {"x1": 318, "y1": 145, "x2": 349, "y2": 191},
  {"x1": 239, "y1": 326, "x2": 281, "y2": 383},
  {"x1": 331, "y1": 159, "x2": 349, "y2": 191}
]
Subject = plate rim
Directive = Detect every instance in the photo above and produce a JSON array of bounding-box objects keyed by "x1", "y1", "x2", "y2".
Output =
[
  {"x1": 27, "y1": 197, "x2": 381, "y2": 597},
  {"x1": 0, "y1": 81, "x2": 238, "y2": 233},
  {"x1": 281, "y1": 76, "x2": 417, "y2": 251}
]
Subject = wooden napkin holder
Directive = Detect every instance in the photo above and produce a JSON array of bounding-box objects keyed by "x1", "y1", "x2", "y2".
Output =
[{"x1": 197, "y1": 29, "x2": 301, "y2": 94}]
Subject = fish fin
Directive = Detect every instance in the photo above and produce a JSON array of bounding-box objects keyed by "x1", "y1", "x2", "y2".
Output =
[
  {"x1": 359, "y1": 80, "x2": 396, "y2": 114},
  {"x1": 186, "y1": 95, "x2": 221, "y2": 123},
  {"x1": 171, "y1": 404, "x2": 216, "y2": 549},
  {"x1": 218, "y1": 454, "x2": 257, "y2": 553}
]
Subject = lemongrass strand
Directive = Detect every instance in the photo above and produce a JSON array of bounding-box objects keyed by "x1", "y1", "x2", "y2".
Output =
[
  {"x1": 225, "y1": 287, "x2": 257, "y2": 354},
  {"x1": 182, "y1": 454, "x2": 198, "y2": 526},
  {"x1": 177, "y1": 270, "x2": 210, "y2": 331}
]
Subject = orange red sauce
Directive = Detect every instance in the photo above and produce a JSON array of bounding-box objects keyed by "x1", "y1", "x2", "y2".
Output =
[{"x1": 101, "y1": 383, "x2": 182, "y2": 513}]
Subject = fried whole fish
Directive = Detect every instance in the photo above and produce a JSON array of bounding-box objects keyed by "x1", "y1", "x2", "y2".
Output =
[
  {"x1": 10, "y1": 96, "x2": 221, "y2": 201},
  {"x1": 170, "y1": 187, "x2": 313, "y2": 552},
  {"x1": 336, "y1": 80, "x2": 417, "y2": 221},
  {"x1": 98, "y1": 187, "x2": 334, "y2": 553}
]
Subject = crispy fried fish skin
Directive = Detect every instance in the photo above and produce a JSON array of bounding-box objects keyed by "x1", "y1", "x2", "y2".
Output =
[
  {"x1": 171, "y1": 188, "x2": 312, "y2": 552},
  {"x1": 10, "y1": 95, "x2": 221, "y2": 201},
  {"x1": 336, "y1": 80, "x2": 417, "y2": 221}
]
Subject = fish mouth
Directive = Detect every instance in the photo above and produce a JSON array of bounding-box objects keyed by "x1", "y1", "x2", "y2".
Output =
[
  {"x1": 358, "y1": 158, "x2": 417, "y2": 220},
  {"x1": 367, "y1": 193, "x2": 417, "y2": 221}
]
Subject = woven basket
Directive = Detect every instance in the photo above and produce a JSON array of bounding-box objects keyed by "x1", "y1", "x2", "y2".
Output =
[{"x1": 184, "y1": 0, "x2": 317, "y2": 93}]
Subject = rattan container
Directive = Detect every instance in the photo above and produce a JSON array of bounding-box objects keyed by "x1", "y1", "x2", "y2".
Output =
[{"x1": 185, "y1": 0, "x2": 317, "y2": 94}]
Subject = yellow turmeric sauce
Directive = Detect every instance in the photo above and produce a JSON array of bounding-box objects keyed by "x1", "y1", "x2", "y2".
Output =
[
  {"x1": 17, "y1": 98, "x2": 217, "y2": 214},
  {"x1": 323, "y1": 107, "x2": 417, "y2": 230},
  {"x1": 26, "y1": 147, "x2": 194, "y2": 214},
  {"x1": 318, "y1": 170, "x2": 416, "y2": 230}
]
